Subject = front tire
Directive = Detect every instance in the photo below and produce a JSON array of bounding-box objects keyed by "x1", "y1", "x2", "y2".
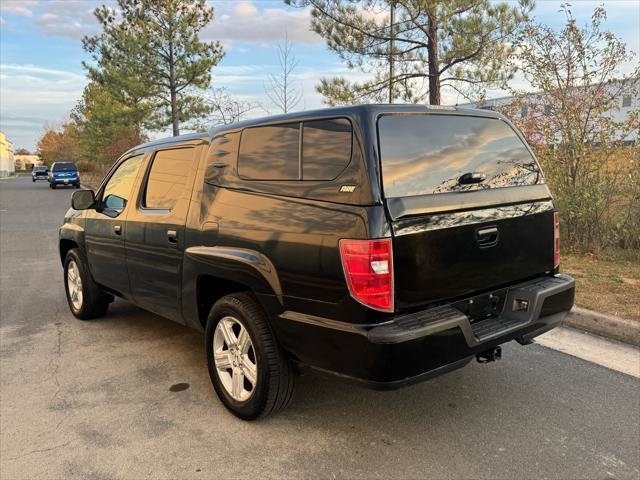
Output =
[
  {"x1": 50, "y1": 183, "x2": 56, "y2": 189},
  {"x1": 63, "y1": 249, "x2": 110, "y2": 320},
  {"x1": 205, "y1": 292, "x2": 295, "y2": 420}
]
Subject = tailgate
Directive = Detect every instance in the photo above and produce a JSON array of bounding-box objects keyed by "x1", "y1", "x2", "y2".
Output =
[
  {"x1": 389, "y1": 197, "x2": 555, "y2": 309},
  {"x1": 377, "y1": 112, "x2": 555, "y2": 310}
]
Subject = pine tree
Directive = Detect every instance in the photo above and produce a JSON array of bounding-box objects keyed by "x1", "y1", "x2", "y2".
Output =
[
  {"x1": 287, "y1": 0, "x2": 532, "y2": 105},
  {"x1": 83, "y1": 0, "x2": 224, "y2": 136},
  {"x1": 71, "y1": 82, "x2": 147, "y2": 165}
]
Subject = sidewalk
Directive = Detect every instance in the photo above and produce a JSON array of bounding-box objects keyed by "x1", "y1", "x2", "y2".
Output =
[{"x1": 538, "y1": 326, "x2": 640, "y2": 378}]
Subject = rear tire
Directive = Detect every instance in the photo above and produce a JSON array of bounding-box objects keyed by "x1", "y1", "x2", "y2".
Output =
[
  {"x1": 74, "y1": 183, "x2": 80, "y2": 188},
  {"x1": 63, "y1": 249, "x2": 110, "y2": 320},
  {"x1": 205, "y1": 292, "x2": 296, "y2": 420}
]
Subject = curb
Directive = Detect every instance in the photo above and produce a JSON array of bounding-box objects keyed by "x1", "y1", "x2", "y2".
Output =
[{"x1": 564, "y1": 306, "x2": 639, "y2": 347}]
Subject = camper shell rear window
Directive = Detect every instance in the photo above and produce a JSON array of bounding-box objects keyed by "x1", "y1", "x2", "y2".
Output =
[{"x1": 377, "y1": 114, "x2": 542, "y2": 198}]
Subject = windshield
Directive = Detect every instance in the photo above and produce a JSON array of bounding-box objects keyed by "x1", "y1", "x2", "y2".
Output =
[
  {"x1": 52, "y1": 163, "x2": 77, "y2": 172},
  {"x1": 377, "y1": 114, "x2": 542, "y2": 198},
  {"x1": 34, "y1": 166, "x2": 47, "y2": 171}
]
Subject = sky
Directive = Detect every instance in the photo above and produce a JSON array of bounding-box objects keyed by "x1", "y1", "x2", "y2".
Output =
[{"x1": 1, "y1": 0, "x2": 638, "y2": 151}]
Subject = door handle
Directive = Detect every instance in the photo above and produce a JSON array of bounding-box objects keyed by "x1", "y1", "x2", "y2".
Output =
[
  {"x1": 114, "y1": 225, "x2": 122, "y2": 235},
  {"x1": 459, "y1": 172, "x2": 487, "y2": 185},
  {"x1": 476, "y1": 226, "x2": 499, "y2": 247},
  {"x1": 167, "y1": 229, "x2": 178, "y2": 247}
]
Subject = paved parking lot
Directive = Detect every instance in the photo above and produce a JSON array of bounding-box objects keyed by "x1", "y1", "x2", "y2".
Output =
[{"x1": 1, "y1": 175, "x2": 639, "y2": 479}]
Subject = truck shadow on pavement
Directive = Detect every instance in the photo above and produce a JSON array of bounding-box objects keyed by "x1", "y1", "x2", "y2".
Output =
[
  {"x1": 5, "y1": 294, "x2": 639, "y2": 479},
  {"x1": 86, "y1": 298, "x2": 620, "y2": 434}
]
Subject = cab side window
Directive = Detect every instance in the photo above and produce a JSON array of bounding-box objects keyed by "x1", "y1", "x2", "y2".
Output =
[
  {"x1": 302, "y1": 118, "x2": 352, "y2": 180},
  {"x1": 102, "y1": 154, "x2": 145, "y2": 212},
  {"x1": 238, "y1": 123, "x2": 300, "y2": 180},
  {"x1": 143, "y1": 148, "x2": 194, "y2": 210},
  {"x1": 236, "y1": 118, "x2": 352, "y2": 182}
]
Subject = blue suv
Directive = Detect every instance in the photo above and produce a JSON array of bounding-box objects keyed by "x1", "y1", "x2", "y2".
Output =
[{"x1": 49, "y1": 162, "x2": 80, "y2": 189}]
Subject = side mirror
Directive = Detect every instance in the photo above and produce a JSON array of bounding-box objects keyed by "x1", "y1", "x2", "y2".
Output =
[{"x1": 71, "y1": 189, "x2": 95, "y2": 210}]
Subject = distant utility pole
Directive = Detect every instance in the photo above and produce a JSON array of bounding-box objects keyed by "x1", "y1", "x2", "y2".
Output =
[{"x1": 389, "y1": 0, "x2": 395, "y2": 104}]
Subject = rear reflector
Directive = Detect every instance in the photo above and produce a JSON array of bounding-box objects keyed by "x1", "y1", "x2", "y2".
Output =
[
  {"x1": 339, "y1": 238, "x2": 394, "y2": 312},
  {"x1": 554, "y1": 211, "x2": 560, "y2": 268}
]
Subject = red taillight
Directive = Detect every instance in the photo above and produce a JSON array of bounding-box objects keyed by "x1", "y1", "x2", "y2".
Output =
[
  {"x1": 339, "y1": 238, "x2": 394, "y2": 312},
  {"x1": 553, "y1": 211, "x2": 560, "y2": 268}
]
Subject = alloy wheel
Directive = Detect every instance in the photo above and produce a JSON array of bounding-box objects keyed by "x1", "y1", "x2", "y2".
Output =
[
  {"x1": 66, "y1": 259, "x2": 83, "y2": 310},
  {"x1": 213, "y1": 316, "x2": 258, "y2": 402}
]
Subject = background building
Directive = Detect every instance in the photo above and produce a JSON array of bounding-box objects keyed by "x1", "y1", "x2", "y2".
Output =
[
  {"x1": 458, "y1": 80, "x2": 638, "y2": 146},
  {"x1": 0, "y1": 131, "x2": 16, "y2": 178},
  {"x1": 14, "y1": 154, "x2": 43, "y2": 171}
]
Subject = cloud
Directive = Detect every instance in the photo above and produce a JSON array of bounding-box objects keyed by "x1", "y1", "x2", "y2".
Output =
[
  {"x1": 205, "y1": 2, "x2": 322, "y2": 47},
  {"x1": 213, "y1": 65, "x2": 265, "y2": 87},
  {"x1": 35, "y1": 1, "x2": 102, "y2": 40},
  {"x1": 0, "y1": 0, "x2": 37, "y2": 17},
  {"x1": 209, "y1": 61, "x2": 374, "y2": 112},
  {"x1": 234, "y1": 1, "x2": 258, "y2": 17},
  {"x1": 0, "y1": 64, "x2": 86, "y2": 80},
  {"x1": 0, "y1": 16, "x2": 5, "y2": 26},
  {"x1": 30, "y1": 1, "x2": 320, "y2": 47},
  {"x1": 0, "y1": 63, "x2": 87, "y2": 149}
]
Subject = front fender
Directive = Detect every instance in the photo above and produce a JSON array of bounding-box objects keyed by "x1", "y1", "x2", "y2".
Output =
[{"x1": 58, "y1": 217, "x2": 86, "y2": 264}]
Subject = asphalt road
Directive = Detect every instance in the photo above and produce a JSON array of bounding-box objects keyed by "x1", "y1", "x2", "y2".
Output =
[{"x1": 1, "y1": 174, "x2": 639, "y2": 480}]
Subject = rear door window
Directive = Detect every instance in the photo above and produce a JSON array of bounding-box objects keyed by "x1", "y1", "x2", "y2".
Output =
[
  {"x1": 378, "y1": 114, "x2": 541, "y2": 198},
  {"x1": 238, "y1": 123, "x2": 300, "y2": 180},
  {"x1": 143, "y1": 148, "x2": 194, "y2": 210},
  {"x1": 302, "y1": 119, "x2": 352, "y2": 180}
]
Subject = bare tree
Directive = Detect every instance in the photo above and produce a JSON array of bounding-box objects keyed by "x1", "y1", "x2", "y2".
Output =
[
  {"x1": 196, "y1": 88, "x2": 258, "y2": 127},
  {"x1": 504, "y1": 5, "x2": 639, "y2": 250},
  {"x1": 265, "y1": 33, "x2": 302, "y2": 113}
]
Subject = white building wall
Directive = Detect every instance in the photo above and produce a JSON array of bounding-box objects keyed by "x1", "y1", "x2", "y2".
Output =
[
  {"x1": 0, "y1": 131, "x2": 16, "y2": 178},
  {"x1": 458, "y1": 81, "x2": 638, "y2": 145}
]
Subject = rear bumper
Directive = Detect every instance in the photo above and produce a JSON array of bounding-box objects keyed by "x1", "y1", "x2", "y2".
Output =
[
  {"x1": 50, "y1": 176, "x2": 79, "y2": 184},
  {"x1": 274, "y1": 274, "x2": 575, "y2": 388}
]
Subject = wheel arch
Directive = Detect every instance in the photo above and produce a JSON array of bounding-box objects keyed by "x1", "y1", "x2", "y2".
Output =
[
  {"x1": 59, "y1": 223, "x2": 85, "y2": 265},
  {"x1": 196, "y1": 275, "x2": 252, "y2": 329},
  {"x1": 59, "y1": 239, "x2": 78, "y2": 264},
  {"x1": 182, "y1": 246, "x2": 284, "y2": 331}
]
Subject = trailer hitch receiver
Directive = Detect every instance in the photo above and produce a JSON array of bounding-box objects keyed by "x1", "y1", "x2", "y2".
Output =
[{"x1": 476, "y1": 346, "x2": 502, "y2": 363}]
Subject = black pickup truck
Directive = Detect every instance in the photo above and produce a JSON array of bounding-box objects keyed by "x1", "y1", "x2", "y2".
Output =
[{"x1": 59, "y1": 105, "x2": 575, "y2": 419}]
